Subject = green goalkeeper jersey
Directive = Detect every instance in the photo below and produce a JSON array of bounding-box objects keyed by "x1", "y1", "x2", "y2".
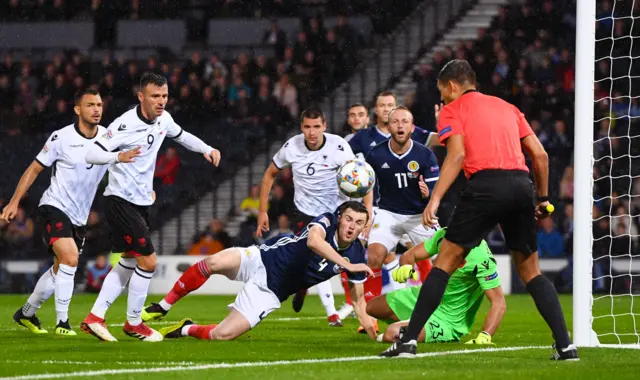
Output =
[{"x1": 423, "y1": 228, "x2": 501, "y2": 336}]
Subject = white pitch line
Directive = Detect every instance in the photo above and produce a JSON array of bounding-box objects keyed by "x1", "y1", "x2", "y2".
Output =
[
  {"x1": 4, "y1": 360, "x2": 198, "y2": 366},
  {"x1": 0, "y1": 346, "x2": 547, "y2": 380}
]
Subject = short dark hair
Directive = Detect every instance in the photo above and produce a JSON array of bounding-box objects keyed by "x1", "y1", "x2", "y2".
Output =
[
  {"x1": 300, "y1": 107, "x2": 326, "y2": 123},
  {"x1": 74, "y1": 88, "x2": 100, "y2": 105},
  {"x1": 337, "y1": 201, "x2": 369, "y2": 223},
  {"x1": 437, "y1": 59, "x2": 476, "y2": 85},
  {"x1": 377, "y1": 91, "x2": 397, "y2": 101},
  {"x1": 348, "y1": 103, "x2": 367, "y2": 112},
  {"x1": 140, "y1": 71, "x2": 167, "y2": 88}
]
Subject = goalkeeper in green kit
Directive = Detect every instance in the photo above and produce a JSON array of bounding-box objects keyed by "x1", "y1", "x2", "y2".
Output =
[{"x1": 367, "y1": 228, "x2": 506, "y2": 344}]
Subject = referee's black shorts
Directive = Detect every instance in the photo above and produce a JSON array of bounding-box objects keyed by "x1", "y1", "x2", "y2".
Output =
[
  {"x1": 291, "y1": 208, "x2": 315, "y2": 235},
  {"x1": 445, "y1": 170, "x2": 537, "y2": 256},
  {"x1": 104, "y1": 195, "x2": 155, "y2": 256}
]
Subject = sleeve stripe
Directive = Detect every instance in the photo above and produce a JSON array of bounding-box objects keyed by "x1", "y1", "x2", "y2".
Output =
[
  {"x1": 272, "y1": 158, "x2": 284, "y2": 170},
  {"x1": 95, "y1": 141, "x2": 109, "y2": 152},
  {"x1": 424, "y1": 177, "x2": 439, "y2": 182},
  {"x1": 169, "y1": 128, "x2": 183, "y2": 139},
  {"x1": 34, "y1": 158, "x2": 49, "y2": 168}
]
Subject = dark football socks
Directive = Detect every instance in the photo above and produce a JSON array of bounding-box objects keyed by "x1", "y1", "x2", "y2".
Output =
[
  {"x1": 401, "y1": 267, "x2": 450, "y2": 342},
  {"x1": 526, "y1": 274, "x2": 572, "y2": 348}
]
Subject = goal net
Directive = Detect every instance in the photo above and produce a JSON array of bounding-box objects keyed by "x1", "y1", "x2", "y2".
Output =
[{"x1": 574, "y1": 0, "x2": 640, "y2": 347}]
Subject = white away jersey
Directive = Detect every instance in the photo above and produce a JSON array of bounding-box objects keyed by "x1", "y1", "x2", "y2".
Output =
[
  {"x1": 94, "y1": 106, "x2": 181, "y2": 206},
  {"x1": 273, "y1": 133, "x2": 355, "y2": 216},
  {"x1": 36, "y1": 123, "x2": 109, "y2": 226}
]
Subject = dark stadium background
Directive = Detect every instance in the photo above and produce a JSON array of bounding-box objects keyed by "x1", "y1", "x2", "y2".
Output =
[{"x1": 0, "y1": 0, "x2": 636, "y2": 295}]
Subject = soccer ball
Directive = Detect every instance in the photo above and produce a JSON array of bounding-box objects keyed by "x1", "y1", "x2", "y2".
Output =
[{"x1": 336, "y1": 160, "x2": 376, "y2": 198}]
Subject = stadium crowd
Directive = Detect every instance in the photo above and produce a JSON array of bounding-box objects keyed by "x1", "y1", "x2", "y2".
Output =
[{"x1": 2, "y1": 0, "x2": 638, "y2": 294}]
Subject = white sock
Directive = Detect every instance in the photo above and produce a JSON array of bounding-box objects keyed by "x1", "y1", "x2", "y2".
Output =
[
  {"x1": 55, "y1": 264, "x2": 77, "y2": 324},
  {"x1": 181, "y1": 325, "x2": 194, "y2": 336},
  {"x1": 127, "y1": 266, "x2": 155, "y2": 326},
  {"x1": 316, "y1": 280, "x2": 337, "y2": 317},
  {"x1": 22, "y1": 266, "x2": 56, "y2": 317},
  {"x1": 91, "y1": 257, "x2": 136, "y2": 319},
  {"x1": 382, "y1": 258, "x2": 405, "y2": 294},
  {"x1": 159, "y1": 299, "x2": 172, "y2": 311}
]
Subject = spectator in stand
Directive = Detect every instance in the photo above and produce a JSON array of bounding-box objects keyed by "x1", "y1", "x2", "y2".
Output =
[
  {"x1": 155, "y1": 147, "x2": 181, "y2": 186},
  {"x1": 188, "y1": 219, "x2": 231, "y2": 255},
  {"x1": 559, "y1": 166, "x2": 574, "y2": 200},
  {"x1": 267, "y1": 184, "x2": 293, "y2": 223},
  {"x1": 240, "y1": 185, "x2": 262, "y2": 220},
  {"x1": 263, "y1": 19, "x2": 287, "y2": 60},
  {"x1": 537, "y1": 218, "x2": 565, "y2": 258},
  {"x1": 3, "y1": 207, "x2": 34, "y2": 249},
  {"x1": 267, "y1": 214, "x2": 293, "y2": 239},
  {"x1": 273, "y1": 75, "x2": 298, "y2": 119},
  {"x1": 86, "y1": 254, "x2": 112, "y2": 293}
]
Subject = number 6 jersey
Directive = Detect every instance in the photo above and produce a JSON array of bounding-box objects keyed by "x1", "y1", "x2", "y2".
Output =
[{"x1": 272, "y1": 133, "x2": 355, "y2": 216}]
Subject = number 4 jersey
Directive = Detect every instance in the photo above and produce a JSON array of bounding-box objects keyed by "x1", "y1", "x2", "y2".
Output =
[
  {"x1": 272, "y1": 133, "x2": 356, "y2": 216},
  {"x1": 36, "y1": 123, "x2": 109, "y2": 226},
  {"x1": 258, "y1": 212, "x2": 366, "y2": 302}
]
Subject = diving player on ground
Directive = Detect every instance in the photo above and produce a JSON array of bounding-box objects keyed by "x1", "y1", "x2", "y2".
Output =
[
  {"x1": 253, "y1": 108, "x2": 373, "y2": 327},
  {"x1": 367, "y1": 228, "x2": 506, "y2": 344},
  {"x1": 3, "y1": 90, "x2": 123, "y2": 336},
  {"x1": 143, "y1": 201, "x2": 378, "y2": 341}
]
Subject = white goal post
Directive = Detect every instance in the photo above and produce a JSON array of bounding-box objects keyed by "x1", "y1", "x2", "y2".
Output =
[
  {"x1": 573, "y1": 0, "x2": 597, "y2": 348},
  {"x1": 574, "y1": 0, "x2": 640, "y2": 348}
]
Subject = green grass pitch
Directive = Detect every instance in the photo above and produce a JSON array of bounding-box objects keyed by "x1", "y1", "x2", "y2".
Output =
[{"x1": 0, "y1": 293, "x2": 639, "y2": 379}]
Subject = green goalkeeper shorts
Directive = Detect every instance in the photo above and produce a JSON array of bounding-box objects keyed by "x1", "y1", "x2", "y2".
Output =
[{"x1": 386, "y1": 286, "x2": 460, "y2": 343}]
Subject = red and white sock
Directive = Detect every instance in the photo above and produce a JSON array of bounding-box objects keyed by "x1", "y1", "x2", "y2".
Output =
[
  {"x1": 160, "y1": 260, "x2": 211, "y2": 310},
  {"x1": 340, "y1": 272, "x2": 352, "y2": 305},
  {"x1": 363, "y1": 269, "x2": 383, "y2": 303},
  {"x1": 183, "y1": 324, "x2": 217, "y2": 340}
]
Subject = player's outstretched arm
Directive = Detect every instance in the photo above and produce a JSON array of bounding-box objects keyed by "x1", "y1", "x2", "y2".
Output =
[
  {"x1": 466, "y1": 286, "x2": 506, "y2": 345},
  {"x1": 256, "y1": 162, "x2": 280, "y2": 237},
  {"x1": 85, "y1": 143, "x2": 141, "y2": 164},
  {"x1": 0, "y1": 161, "x2": 45, "y2": 222},
  {"x1": 171, "y1": 130, "x2": 220, "y2": 166},
  {"x1": 307, "y1": 225, "x2": 374, "y2": 277},
  {"x1": 349, "y1": 281, "x2": 377, "y2": 339}
]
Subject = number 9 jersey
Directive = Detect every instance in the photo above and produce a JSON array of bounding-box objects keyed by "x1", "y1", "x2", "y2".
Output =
[{"x1": 93, "y1": 106, "x2": 182, "y2": 206}]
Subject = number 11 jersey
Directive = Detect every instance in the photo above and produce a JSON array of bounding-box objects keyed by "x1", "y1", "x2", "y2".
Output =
[{"x1": 272, "y1": 133, "x2": 355, "y2": 216}]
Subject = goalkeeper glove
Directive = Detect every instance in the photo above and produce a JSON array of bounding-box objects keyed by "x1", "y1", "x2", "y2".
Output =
[
  {"x1": 391, "y1": 265, "x2": 418, "y2": 283},
  {"x1": 465, "y1": 331, "x2": 494, "y2": 345}
]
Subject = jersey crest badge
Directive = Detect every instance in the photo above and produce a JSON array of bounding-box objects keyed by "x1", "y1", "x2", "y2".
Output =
[
  {"x1": 407, "y1": 161, "x2": 420, "y2": 172},
  {"x1": 103, "y1": 130, "x2": 113, "y2": 140},
  {"x1": 42, "y1": 144, "x2": 49, "y2": 153}
]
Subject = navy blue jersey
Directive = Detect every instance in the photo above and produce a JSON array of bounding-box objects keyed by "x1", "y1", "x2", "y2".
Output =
[
  {"x1": 366, "y1": 140, "x2": 440, "y2": 215},
  {"x1": 348, "y1": 125, "x2": 431, "y2": 158},
  {"x1": 259, "y1": 212, "x2": 366, "y2": 302}
]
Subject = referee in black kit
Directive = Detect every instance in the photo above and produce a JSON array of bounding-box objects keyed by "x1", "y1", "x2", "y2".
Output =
[{"x1": 380, "y1": 60, "x2": 578, "y2": 361}]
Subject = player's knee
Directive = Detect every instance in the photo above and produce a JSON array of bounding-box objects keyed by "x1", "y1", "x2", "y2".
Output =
[
  {"x1": 58, "y1": 255, "x2": 79, "y2": 267},
  {"x1": 210, "y1": 326, "x2": 237, "y2": 341},
  {"x1": 136, "y1": 254, "x2": 157, "y2": 271},
  {"x1": 367, "y1": 245, "x2": 387, "y2": 269},
  {"x1": 383, "y1": 325, "x2": 400, "y2": 342}
]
